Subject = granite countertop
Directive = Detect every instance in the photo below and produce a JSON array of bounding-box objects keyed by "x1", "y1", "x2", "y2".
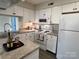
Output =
[
  {"x1": 46, "y1": 32, "x2": 58, "y2": 36},
  {"x1": 0, "y1": 38, "x2": 39, "y2": 59}
]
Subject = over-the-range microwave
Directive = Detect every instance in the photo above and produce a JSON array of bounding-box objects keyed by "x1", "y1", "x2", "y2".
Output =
[{"x1": 39, "y1": 19, "x2": 47, "y2": 22}]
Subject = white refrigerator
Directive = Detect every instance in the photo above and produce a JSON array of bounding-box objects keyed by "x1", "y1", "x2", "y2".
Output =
[{"x1": 57, "y1": 13, "x2": 79, "y2": 59}]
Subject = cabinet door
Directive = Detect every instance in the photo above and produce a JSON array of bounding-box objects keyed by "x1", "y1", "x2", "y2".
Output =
[
  {"x1": 39, "y1": 8, "x2": 51, "y2": 24},
  {"x1": 35, "y1": 10, "x2": 40, "y2": 23},
  {"x1": 51, "y1": 6, "x2": 62, "y2": 24},
  {"x1": 75, "y1": 2, "x2": 79, "y2": 11},
  {"x1": 47, "y1": 35, "x2": 57, "y2": 53},
  {"x1": 14, "y1": 6, "x2": 23, "y2": 16},
  {"x1": 45, "y1": 8, "x2": 51, "y2": 24},
  {"x1": 39, "y1": 9, "x2": 46, "y2": 19},
  {"x1": 23, "y1": 8, "x2": 34, "y2": 22},
  {"x1": 0, "y1": 6, "x2": 14, "y2": 15},
  {"x1": 39, "y1": 8, "x2": 51, "y2": 18},
  {"x1": 62, "y1": 3, "x2": 75, "y2": 12},
  {"x1": 23, "y1": 8, "x2": 28, "y2": 22}
]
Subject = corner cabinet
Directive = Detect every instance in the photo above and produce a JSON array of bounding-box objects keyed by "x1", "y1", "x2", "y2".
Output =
[{"x1": 51, "y1": 6, "x2": 62, "y2": 24}]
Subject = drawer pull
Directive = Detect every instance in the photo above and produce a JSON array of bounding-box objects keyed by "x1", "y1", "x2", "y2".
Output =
[{"x1": 73, "y1": 8, "x2": 77, "y2": 10}]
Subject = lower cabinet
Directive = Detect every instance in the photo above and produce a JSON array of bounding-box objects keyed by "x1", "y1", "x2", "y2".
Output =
[
  {"x1": 23, "y1": 49, "x2": 39, "y2": 59},
  {"x1": 47, "y1": 35, "x2": 57, "y2": 53}
]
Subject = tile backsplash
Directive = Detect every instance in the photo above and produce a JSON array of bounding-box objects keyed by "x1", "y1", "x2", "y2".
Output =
[{"x1": 52, "y1": 24, "x2": 59, "y2": 36}]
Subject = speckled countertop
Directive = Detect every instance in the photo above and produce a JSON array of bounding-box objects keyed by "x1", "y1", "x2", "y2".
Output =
[
  {"x1": 46, "y1": 32, "x2": 58, "y2": 36},
  {"x1": 0, "y1": 38, "x2": 39, "y2": 59}
]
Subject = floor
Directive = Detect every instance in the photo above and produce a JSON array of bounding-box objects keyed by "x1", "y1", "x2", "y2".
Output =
[{"x1": 39, "y1": 49, "x2": 56, "y2": 59}]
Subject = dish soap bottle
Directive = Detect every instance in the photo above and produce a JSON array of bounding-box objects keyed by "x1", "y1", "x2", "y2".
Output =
[{"x1": 7, "y1": 30, "x2": 13, "y2": 48}]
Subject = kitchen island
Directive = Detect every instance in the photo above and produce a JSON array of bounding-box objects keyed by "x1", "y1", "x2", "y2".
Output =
[{"x1": 0, "y1": 38, "x2": 39, "y2": 59}]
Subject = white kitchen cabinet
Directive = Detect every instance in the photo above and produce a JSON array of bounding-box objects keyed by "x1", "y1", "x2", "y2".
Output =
[
  {"x1": 62, "y1": 3, "x2": 75, "y2": 12},
  {"x1": 35, "y1": 10, "x2": 40, "y2": 23},
  {"x1": 51, "y1": 6, "x2": 62, "y2": 24},
  {"x1": 23, "y1": 8, "x2": 34, "y2": 22},
  {"x1": 14, "y1": 6, "x2": 23, "y2": 16},
  {"x1": 47, "y1": 35, "x2": 57, "y2": 53},
  {"x1": 62, "y1": 2, "x2": 79, "y2": 13},
  {"x1": 35, "y1": 8, "x2": 51, "y2": 24},
  {"x1": 39, "y1": 9, "x2": 46, "y2": 19},
  {"x1": 75, "y1": 2, "x2": 79, "y2": 11}
]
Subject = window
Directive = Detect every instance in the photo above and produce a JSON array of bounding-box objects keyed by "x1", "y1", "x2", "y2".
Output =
[{"x1": 0, "y1": 15, "x2": 19, "y2": 32}]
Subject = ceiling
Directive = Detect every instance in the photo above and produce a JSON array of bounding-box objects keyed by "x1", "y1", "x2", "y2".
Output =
[
  {"x1": 0, "y1": 0, "x2": 20, "y2": 9},
  {"x1": 25, "y1": 0, "x2": 53, "y2": 5},
  {"x1": 23, "y1": 0, "x2": 79, "y2": 5}
]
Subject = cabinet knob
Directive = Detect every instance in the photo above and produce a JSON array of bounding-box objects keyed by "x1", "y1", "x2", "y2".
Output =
[{"x1": 73, "y1": 8, "x2": 77, "y2": 10}]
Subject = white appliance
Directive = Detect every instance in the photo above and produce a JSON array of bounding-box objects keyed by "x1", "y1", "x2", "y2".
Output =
[
  {"x1": 35, "y1": 31, "x2": 49, "y2": 50},
  {"x1": 57, "y1": 13, "x2": 79, "y2": 59},
  {"x1": 47, "y1": 35, "x2": 57, "y2": 53}
]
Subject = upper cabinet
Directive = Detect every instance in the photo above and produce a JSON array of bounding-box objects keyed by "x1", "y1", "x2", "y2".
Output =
[
  {"x1": 0, "y1": 6, "x2": 14, "y2": 15},
  {"x1": 0, "y1": 5, "x2": 23, "y2": 16},
  {"x1": 0, "y1": 5, "x2": 35, "y2": 23},
  {"x1": 51, "y1": 6, "x2": 62, "y2": 24},
  {"x1": 39, "y1": 8, "x2": 51, "y2": 19},
  {"x1": 74, "y1": 2, "x2": 79, "y2": 11},
  {"x1": 62, "y1": 3, "x2": 75, "y2": 12},
  {"x1": 62, "y1": 2, "x2": 79, "y2": 12},
  {"x1": 23, "y1": 8, "x2": 35, "y2": 22},
  {"x1": 35, "y1": 8, "x2": 51, "y2": 24},
  {"x1": 14, "y1": 6, "x2": 23, "y2": 16}
]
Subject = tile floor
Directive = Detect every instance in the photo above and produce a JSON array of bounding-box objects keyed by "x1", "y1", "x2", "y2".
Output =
[{"x1": 39, "y1": 49, "x2": 56, "y2": 59}]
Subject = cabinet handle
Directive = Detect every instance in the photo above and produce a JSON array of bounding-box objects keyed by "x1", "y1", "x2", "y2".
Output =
[{"x1": 73, "y1": 8, "x2": 77, "y2": 10}]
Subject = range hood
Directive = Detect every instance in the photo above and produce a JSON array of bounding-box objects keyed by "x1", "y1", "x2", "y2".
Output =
[{"x1": 0, "y1": 0, "x2": 20, "y2": 10}]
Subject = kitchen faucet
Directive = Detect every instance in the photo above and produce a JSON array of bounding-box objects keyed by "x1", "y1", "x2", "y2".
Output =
[
  {"x1": 4, "y1": 23, "x2": 13, "y2": 48},
  {"x1": 4, "y1": 23, "x2": 12, "y2": 32}
]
